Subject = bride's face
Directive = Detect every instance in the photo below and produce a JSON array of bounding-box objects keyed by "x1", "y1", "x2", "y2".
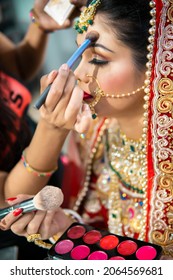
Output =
[{"x1": 75, "y1": 14, "x2": 146, "y2": 118}]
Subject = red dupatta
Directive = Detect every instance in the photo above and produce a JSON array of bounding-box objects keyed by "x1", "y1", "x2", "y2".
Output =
[{"x1": 148, "y1": 0, "x2": 173, "y2": 256}]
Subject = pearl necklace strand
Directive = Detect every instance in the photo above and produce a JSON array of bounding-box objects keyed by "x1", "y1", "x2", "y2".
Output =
[
  {"x1": 138, "y1": 0, "x2": 156, "y2": 240},
  {"x1": 104, "y1": 85, "x2": 145, "y2": 98}
]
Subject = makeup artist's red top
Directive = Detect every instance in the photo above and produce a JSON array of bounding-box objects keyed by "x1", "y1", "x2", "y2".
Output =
[
  {"x1": 0, "y1": 70, "x2": 32, "y2": 167},
  {"x1": 0, "y1": 71, "x2": 31, "y2": 117}
]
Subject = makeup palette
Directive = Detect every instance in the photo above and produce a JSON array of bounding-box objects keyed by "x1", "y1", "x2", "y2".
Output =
[{"x1": 48, "y1": 223, "x2": 162, "y2": 260}]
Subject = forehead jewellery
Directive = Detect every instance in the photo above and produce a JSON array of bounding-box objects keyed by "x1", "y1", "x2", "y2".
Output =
[{"x1": 74, "y1": 0, "x2": 101, "y2": 33}]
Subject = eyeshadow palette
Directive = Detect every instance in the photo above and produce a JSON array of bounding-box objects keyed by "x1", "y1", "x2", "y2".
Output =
[{"x1": 48, "y1": 223, "x2": 162, "y2": 260}]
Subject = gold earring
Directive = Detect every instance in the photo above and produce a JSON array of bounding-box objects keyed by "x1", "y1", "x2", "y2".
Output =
[{"x1": 86, "y1": 75, "x2": 105, "y2": 119}]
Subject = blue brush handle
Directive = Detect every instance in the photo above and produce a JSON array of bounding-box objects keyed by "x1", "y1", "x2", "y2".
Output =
[{"x1": 34, "y1": 39, "x2": 91, "y2": 110}]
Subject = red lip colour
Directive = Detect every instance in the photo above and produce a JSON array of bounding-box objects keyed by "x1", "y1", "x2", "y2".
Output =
[{"x1": 83, "y1": 92, "x2": 93, "y2": 100}]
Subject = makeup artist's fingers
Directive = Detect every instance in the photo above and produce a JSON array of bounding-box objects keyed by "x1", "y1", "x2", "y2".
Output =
[
  {"x1": 33, "y1": 0, "x2": 72, "y2": 31},
  {"x1": 0, "y1": 194, "x2": 33, "y2": 231},
  {"x1": 40, "y1": 70, "x2": 58, "y2": 94},
  {"x1": 38, "y1": 208, "x2": 73, "y2": 240},
  {"x1": 5, "y1": 194, "x2": 33, "y2": 206},
  {"x1": 36, "y1": 210, "x2": 60, "y2": 240},
  {"x1": 41, "y1": 64, "x2": 71, "y2": 113},
  {"x1": 0, "y1": 211, "x2": 34, "y2": 233},
  {"x1": 52, "y1": 80, "x2": 82, "y2": 129},
  {"x1": 25, "y1": 210, "x2": 47, "y2": 236},
  {"x1": 74, "y1": 104, "x2": 92, "y2": 133},
  {"x1": 40, "y1": 67, "x2": 82, "y2": 130},
  {"x1": 10, "y1": 212, "x2": 36, "y2": 237}
]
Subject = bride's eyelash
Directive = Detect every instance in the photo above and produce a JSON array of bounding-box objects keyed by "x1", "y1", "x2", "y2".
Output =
[{"x1": 89, "y1": 58, "x2": 108, "y2": 66}]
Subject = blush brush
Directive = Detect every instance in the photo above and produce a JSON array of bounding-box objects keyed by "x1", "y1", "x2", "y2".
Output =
[
  {"x1": 34, "y1": 31, "x2": 99, "y2": 110},
  {"x1": 0, "y1": 185, "x2": 64, "y2": 219}
]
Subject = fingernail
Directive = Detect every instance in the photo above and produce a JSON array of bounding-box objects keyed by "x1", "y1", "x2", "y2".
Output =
[
  {"x1": 6, "y1": 197, "x2": 17, "y2": 201},
  {"x1": 60, "y1": 64, "x2": 69, "y2": 71},
  {"x1": 13, "y1": 208, "x2": 23, "y2": 217},
  {"x1": 48, "y1": 70, "x2": 58, "y2": 79},
  {"x1": 1, "y1": 219, "x2": 6, "y2": 225}
]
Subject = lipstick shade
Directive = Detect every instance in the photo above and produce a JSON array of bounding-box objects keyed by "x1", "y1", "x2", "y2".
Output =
[
  {"x1": 55, "y1": 239, "x2": 74, "y2": 254},
  {"x1": 71, "y1": 245, "x2": 90, "y2": 260},
  {"x1": 117, "y1": 240, "x2": 138, "y2": 256},
  {"x1": 136, "y1": 245, "x2": 157, "y2": 260}
]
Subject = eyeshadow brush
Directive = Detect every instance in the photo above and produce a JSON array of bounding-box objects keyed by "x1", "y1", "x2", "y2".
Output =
[
  {"x1": 0, "y1": 185, "x2": 64, "y2": 219},
  {"x1": 34, "y1": 31, "x2": 99, "y2": 110}
]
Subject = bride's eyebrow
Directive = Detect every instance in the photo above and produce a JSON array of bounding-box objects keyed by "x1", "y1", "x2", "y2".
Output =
[
  {"x1": 75, "y1": 40, "x2": 114, "y2": 53},
  {"x1": 90, "y1": 43, "x2": 114, "y2": 53}
]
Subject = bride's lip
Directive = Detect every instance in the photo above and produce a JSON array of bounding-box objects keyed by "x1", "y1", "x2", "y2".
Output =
[{"x1": 83, "y1": 91, "x2": 93, "y2": 100}]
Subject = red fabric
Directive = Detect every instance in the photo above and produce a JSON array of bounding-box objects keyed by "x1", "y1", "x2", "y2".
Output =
[
  {"x1": 0, "y1": 71, "x2": 31, "y2": 117},
  {"x1": 146, "y1": 0, "x2": 163, "y2": 241},
  {"x1": 0, "y1": 71, "x2": 32, "y2": 161}
]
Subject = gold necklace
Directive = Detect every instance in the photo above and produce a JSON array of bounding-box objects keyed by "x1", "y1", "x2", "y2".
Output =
[{"x1": 105, "y1": 127, "x2": 147, "y2": 236}]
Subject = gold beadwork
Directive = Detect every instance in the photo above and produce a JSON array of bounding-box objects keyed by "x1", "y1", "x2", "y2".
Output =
[
  {"x1": 74, "y1": 0, "x2": 101, "y2": 33},
  {"x1": 27, "y1": 233, "x2": 52, "y2": 249},
  {"x1": 27, "y1": 233, "x2": 41, "y2": 242}
]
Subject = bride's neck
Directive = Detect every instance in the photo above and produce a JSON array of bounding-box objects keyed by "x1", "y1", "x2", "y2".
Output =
[{"x1": 117, "y1": 115, "x2": 144, "y2": 140}]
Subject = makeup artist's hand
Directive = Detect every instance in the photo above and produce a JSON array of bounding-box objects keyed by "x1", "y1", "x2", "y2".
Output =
[
  {"x1": 0, "y1": 194, "x2": 73, "y2": 240},
  {"x1": 70, "y1": 0, "x2": 87, "y2": 8},
  {"x1": 33, "y1": 0, "x2": 87, "y2": 32},
  {"x1": 33, "y1": 0, "x2": 71, "y2": 31},
  {"x1": 39, "y1": 65, "x2": 92, "y2": 134}
]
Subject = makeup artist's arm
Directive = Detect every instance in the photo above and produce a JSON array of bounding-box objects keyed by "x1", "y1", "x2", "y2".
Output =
[
  {"x1": 0, "y1": 25, "x2": 49, "y2": 82},
  {"x1": 0, "y1": 65, "x2": 91, "y2": 205}
]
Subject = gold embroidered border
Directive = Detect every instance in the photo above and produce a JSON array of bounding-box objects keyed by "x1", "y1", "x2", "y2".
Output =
[{"x1": 150, "y1": 0, "x2": 173, "y2": 256}]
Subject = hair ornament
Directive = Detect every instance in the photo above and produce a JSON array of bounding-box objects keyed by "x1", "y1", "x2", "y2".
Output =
[{"x1": 74, "y1": 0, "x2": 101, "y2": 34}]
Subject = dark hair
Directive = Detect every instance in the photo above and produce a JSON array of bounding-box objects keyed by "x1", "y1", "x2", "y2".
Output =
[
  {"x1": 87, "y1": 0, "x2": 151, "y2": 71},
  {"x1": 0, "y1": 94, "x2": 31, "y2": 172}
]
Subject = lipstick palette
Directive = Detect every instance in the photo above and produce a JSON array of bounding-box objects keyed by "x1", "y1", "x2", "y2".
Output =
[{"x1": 48, "y1": 223, "x2": 162, "y2": 260}]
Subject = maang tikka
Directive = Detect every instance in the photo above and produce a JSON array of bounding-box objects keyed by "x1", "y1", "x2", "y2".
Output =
[{"x1": 74, "y1": 0, "x2": 101, "y2": 34}]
